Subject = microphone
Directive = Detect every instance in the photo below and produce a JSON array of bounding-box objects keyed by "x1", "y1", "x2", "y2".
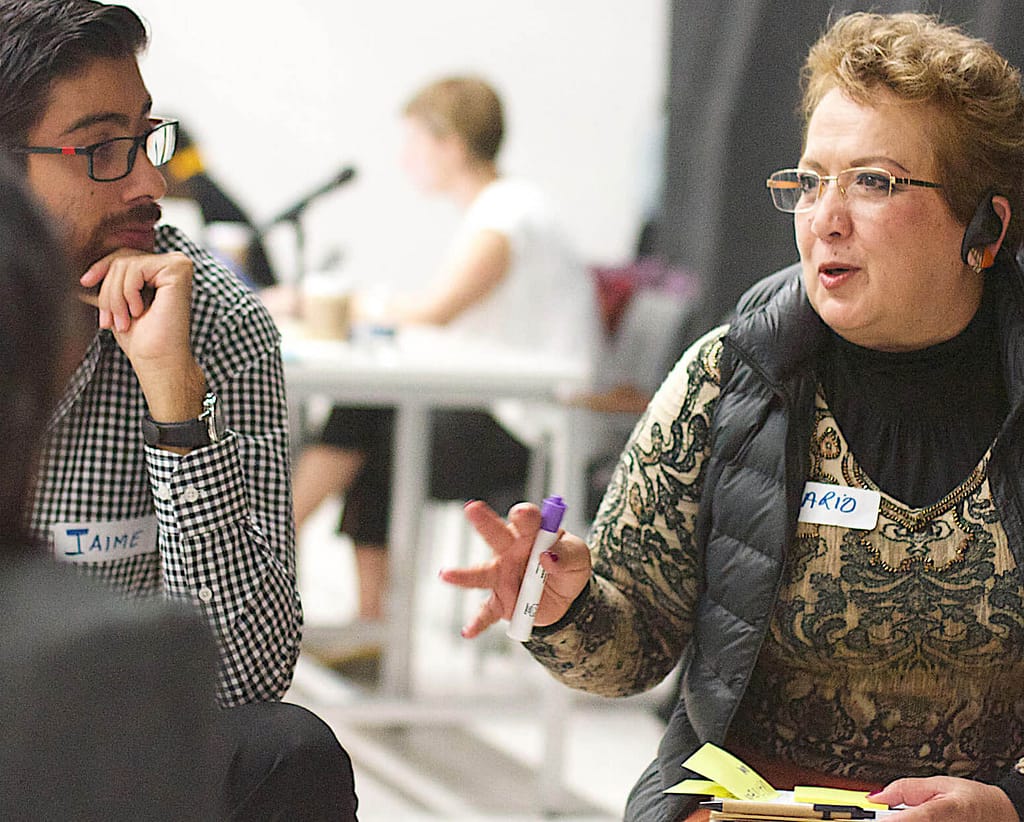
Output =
[{"x1": 263, "y1": 165, "x2": 356, "y2": 228}]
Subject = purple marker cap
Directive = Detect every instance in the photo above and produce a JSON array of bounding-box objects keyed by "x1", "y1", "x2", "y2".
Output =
[{"x1": 540, "y1": 495, "x2": 567, "y2": 532}]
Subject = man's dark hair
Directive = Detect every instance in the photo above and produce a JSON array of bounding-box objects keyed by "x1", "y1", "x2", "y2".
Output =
[{"x1": 0, "y1": 1, "x2": 148, "y2": 148}]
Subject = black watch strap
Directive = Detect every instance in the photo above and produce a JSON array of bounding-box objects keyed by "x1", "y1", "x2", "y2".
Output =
[{"x1": 142, "y1": 392, "x2": 224, "y2": 448}]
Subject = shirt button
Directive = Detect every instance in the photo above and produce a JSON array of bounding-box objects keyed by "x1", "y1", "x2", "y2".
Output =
[
  {"x1": 182, "y1": 486, "x2": 201, "y2": 503},
  {"x1": 155, "y1": 482, "x2": 172, "y2": 501},
  {"x1": 198, "y1": 586, "x2": 213, "y2": 603}
]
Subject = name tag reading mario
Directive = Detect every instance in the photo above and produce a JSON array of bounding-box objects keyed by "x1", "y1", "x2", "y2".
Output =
[
  {"x1": 50, "y1": 515, "x2": 158, "y2": 563},
  {"x1": 797, "y1": 482, "x2": 880, "y2": 530}
]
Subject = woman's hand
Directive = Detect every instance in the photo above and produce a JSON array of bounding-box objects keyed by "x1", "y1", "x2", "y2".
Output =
[
  {"x1": 438, "y1": 500, "x2": 592, "y2": 638},
  {"x1": 869, "y1": 776, "x2": 1017, "y2": 821}
]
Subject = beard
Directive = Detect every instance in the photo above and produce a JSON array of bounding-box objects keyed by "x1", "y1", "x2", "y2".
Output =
[{"x1": 72, "y1": 201, "x2": 163, "y2": 273}]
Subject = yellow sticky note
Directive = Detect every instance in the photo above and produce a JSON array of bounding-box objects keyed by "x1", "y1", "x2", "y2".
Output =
[
  {"x1": 793, "y1": 785, "x2": 889, "y2": 810},
  {"x1": 664, "y1": 779, "x2": 735, "y2": 797},
  {"x1": 681, "y1": 742, "x2": 778, "y2": 801}
]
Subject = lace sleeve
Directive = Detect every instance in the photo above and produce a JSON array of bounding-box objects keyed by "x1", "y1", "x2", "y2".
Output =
[{"x1": 525, "y1": 327, "x2": 726, "y2": 696}]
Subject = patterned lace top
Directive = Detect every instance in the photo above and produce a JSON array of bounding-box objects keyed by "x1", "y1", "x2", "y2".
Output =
[
  {"x1": 529, "y1": 325, "x2": 1024, "y2": 781},
  {"x1": 729, "y1": 389, "x2": 1024, "y2": 783}
]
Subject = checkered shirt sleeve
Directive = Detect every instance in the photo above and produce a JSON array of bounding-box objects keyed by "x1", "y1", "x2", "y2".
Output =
[{"x1": 30, "y1": 225, "x2": 301, "y2": 707}]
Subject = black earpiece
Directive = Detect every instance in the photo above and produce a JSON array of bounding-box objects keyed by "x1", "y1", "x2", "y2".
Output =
[{"x1": 960, "y1": 190, "x2": 1003, "y2": 265}]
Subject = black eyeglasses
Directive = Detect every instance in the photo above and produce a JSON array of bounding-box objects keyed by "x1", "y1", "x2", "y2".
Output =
[
  {"x1": 766, "y1": 166, "x2": 942, "y2": 213},
  {"x1": 11, "y1": 118, "x2": 179, "y2": 182}
]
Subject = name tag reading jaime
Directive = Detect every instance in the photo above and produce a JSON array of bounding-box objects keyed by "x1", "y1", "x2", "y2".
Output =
[
  {"x1": 50, "y1": 515, "x2": 158, "y2": 563},
  {"x1": 797, "y1": 482, "x2": 880, "y2": 530}
]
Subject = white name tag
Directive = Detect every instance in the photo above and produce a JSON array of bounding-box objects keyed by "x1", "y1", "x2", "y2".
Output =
[
  {"x1": 50, "y1": 515, "x2": 158, "y2": 563},
  {"x1": 797, "y1": 481, "x2": 880, "y2": 531}
]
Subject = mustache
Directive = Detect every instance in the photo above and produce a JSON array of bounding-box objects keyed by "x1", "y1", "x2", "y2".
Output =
[
  {"x1": 97, "y1": 202, "x2": 163, "y2": 234},
  {"x1": 77, "y1": 201, "x2": 164, "y2": 287}
]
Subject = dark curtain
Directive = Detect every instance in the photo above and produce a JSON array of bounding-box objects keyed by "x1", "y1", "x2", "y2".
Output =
[{"x1": 656, "y1": 0, "x2": 1024, "y2": 345}]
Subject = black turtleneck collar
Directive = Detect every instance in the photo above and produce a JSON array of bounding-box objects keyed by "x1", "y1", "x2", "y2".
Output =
[{"x1": 819, "y1": 282, "x2": 1008, "y2": 508}]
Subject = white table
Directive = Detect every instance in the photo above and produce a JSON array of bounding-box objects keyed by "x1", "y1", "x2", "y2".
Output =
[
  {"x1": 283, "y1": 326, "x2": 592, "y2": 811},
  {"x1": 282, "y1": 325, "x2": 590, "y2": 697}
]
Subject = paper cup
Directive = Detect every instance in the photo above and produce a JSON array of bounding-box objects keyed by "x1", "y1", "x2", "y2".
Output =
[{"x1": 301, "y1": 274, "x2": 353, "y2": 340}]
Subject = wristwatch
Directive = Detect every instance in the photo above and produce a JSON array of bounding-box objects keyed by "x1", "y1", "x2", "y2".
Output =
[{"x1": 142, "y1": 391, "x2": 225, "y2": 448}]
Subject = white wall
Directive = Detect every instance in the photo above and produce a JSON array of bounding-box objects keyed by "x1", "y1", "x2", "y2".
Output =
[{"x1": 127, "y1": 0, "x2": 669, "y2": 288}]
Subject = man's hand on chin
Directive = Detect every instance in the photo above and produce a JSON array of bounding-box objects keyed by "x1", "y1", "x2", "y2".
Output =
[
  {"x1": 79, "y1": 247, "x2": 192, "y2": 355},
  {"x1": 79, "y1": 247, "x2": 206, "y2": 433}
]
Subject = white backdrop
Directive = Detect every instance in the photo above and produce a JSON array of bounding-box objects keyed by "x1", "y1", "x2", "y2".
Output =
[{"x1": 126, "y1": 0, "x2": 669, "y2": 289}]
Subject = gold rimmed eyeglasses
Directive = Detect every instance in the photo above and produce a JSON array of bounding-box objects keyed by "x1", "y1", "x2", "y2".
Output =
[{"x1": 766, "y1": 166, "x2": 942, "y2": 213}]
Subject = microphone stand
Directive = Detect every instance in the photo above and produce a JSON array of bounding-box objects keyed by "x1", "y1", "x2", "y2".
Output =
[
  {"x1": 258, "y1": 166, "x2": 356, "y2": 288},
  {"x1": 285, "y1": 206, "x2": 310, "y2": 288}
]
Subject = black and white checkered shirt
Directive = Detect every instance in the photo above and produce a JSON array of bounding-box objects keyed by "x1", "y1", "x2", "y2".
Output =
[{"x1": 29, "y1": 225, "x2": 300, "y2": 707}]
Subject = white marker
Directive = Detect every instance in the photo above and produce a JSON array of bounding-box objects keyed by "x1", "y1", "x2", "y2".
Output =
[{"x1": 507, "y1": 495, "x2": 567, "y2": 642}]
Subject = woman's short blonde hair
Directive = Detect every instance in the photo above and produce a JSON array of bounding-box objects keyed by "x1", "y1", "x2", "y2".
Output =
[
  {"x1": 802, "y1": 12, "x2": 1024, "y2": 251},
  {"x1": 404, "y1": 76, "x2": 504, "y2": 163}
]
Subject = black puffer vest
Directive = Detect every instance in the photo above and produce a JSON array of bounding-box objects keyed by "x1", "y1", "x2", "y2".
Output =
[{"x1": 651, "y1": 260, "x2": 1024, "y2": 821}]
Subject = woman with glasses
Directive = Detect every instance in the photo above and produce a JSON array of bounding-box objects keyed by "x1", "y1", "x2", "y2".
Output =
[{"x1": 443, "y1": 12, "x2": 1024, "y2": 822}]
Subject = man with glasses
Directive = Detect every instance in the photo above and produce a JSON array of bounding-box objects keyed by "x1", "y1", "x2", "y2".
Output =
[{"x1": 0, "y1": 2, "x2": 357, "y2": 819}]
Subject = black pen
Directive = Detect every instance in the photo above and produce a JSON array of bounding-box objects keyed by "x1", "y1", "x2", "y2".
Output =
[{"x1": 700, "y1": 799, "x2": 877, "y2": 819}]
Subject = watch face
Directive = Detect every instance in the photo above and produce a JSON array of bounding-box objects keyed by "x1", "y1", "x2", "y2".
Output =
[{"x1": 203, "y1": 392, "x2": 225, "y2": 442}]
